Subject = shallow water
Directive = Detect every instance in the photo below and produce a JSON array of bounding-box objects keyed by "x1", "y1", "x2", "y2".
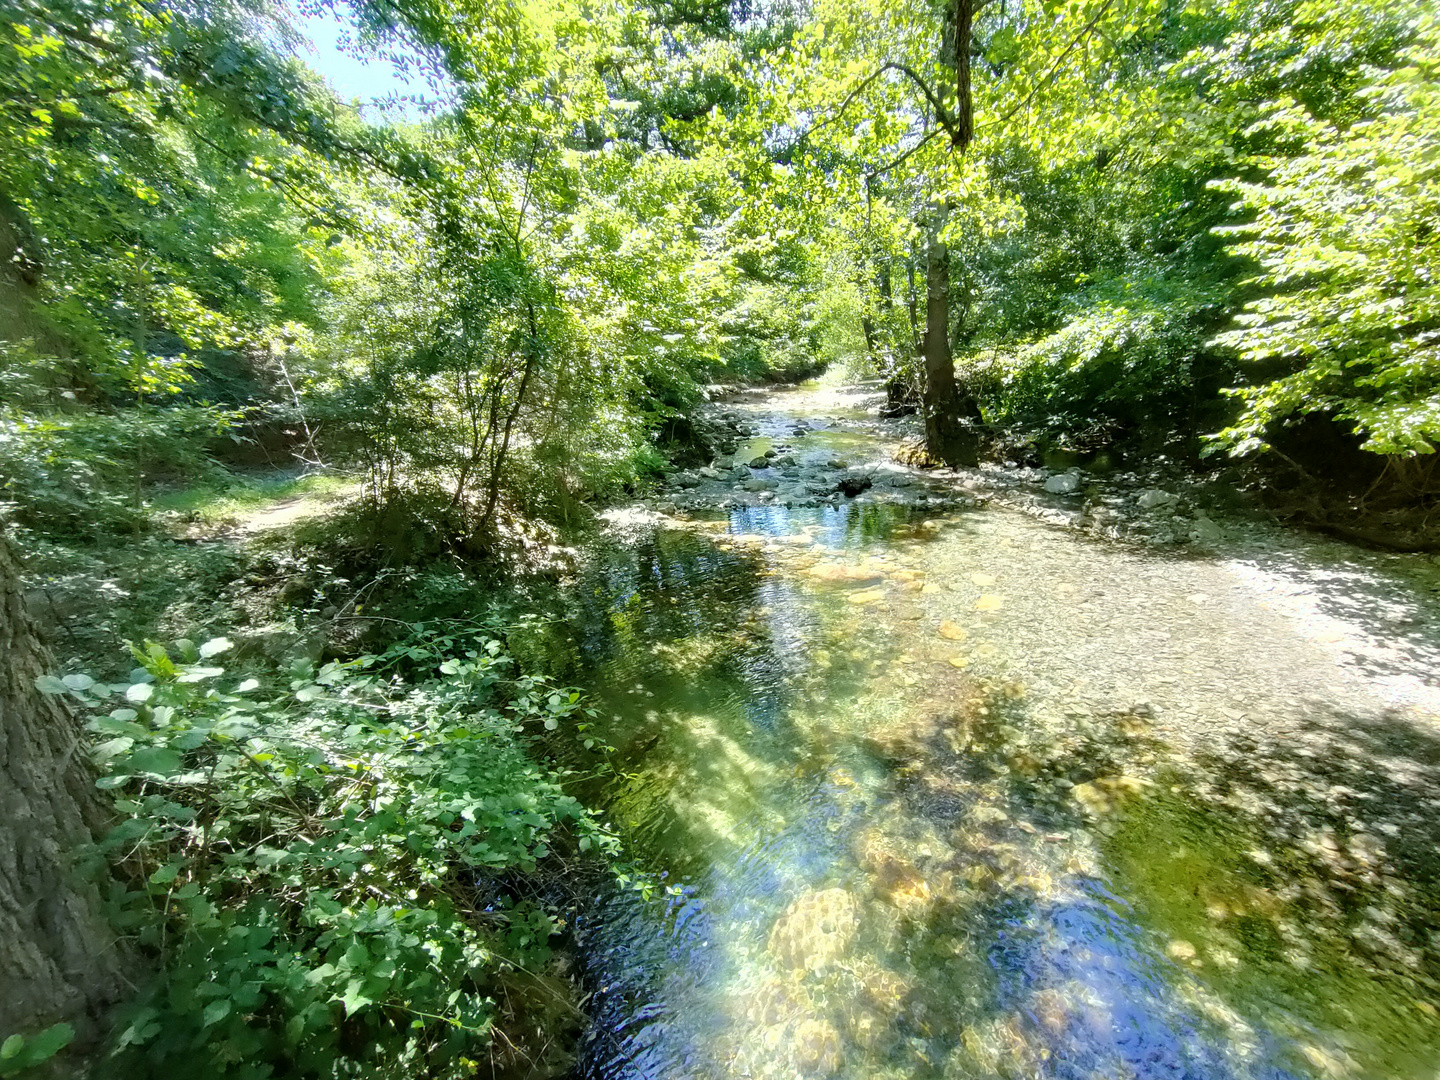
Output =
[{"x1": 553, "y1": 383, "x2": 1440, "y2": 1080}]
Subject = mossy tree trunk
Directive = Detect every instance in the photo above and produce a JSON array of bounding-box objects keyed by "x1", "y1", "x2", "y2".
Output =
[{"x1": 0, "y1": 523, "x2": 129, "y2": 1049}]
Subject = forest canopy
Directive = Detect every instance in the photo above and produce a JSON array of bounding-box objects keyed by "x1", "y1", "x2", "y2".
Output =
[{"x1": 4, "y1": 0, "x2": 1435, "y2": 549}]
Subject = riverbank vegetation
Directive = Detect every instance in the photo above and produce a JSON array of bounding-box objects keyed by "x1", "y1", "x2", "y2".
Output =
[
  {"x1": 4, "y1": 0, "x2": 1437, "y2": 550},
  {"x1": 2, "y1": 0, "x2": 1439, "y2": 1074}
]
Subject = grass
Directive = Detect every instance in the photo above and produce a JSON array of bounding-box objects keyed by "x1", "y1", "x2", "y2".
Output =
[{"x1": 151, "y1": 470, "x2": 358, "y2": 525}]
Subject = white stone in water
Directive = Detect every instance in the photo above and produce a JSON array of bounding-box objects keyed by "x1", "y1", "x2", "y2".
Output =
[{"x1": 1043, "y1": 472, "x2": 1081, "y2": 494}]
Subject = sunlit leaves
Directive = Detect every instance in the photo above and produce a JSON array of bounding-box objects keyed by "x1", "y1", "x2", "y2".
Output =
[{"x1": 1211, "y1": 11, "x2": 1440, "y2": 455}]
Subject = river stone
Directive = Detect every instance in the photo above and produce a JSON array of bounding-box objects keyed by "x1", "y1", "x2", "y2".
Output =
[
  {"x1": 763, "y1": 448, "x2": 777, "y2": 458},
  {"x1": 698, "y1": 466, "x2": 723, "y2": 479},
  {"x1": 855, "y1": 964, "x2": 911, "y2": 1016},
  {"x1": 768, "y1": 888, "x2": 858, "y2": 972},
  {"x1": 1189, "y1": 514, "x2": 1223, "y2": 544},
  {"x1": 745, "y1": 478, "x2": 779, "y2": 492},
  {"x1": 748, "y1": 456, "x2": 770, "y2": 469},
  {"x1": 741, "y1": 978, "x2": 807, "y2": 1027},
  {"x1": 793, "y1": 1017, "x2": 842, "y2": 1075},
  {"x1": 855, "y1": 829, "x2": 935, "y2": 912},
  {"x1": 1037, "y1": 508, "x2": 1081, "y2": 526},
  {"x1": 805, "y1": 562, "x2": 883, "y2": 583},
  {"x1": 847, "y1": 587, "x2": 886, "y2": 605},
  {"x1": 1043, "y1": 471, "x2": 1081, "y2": 494},
  {"x1": 845, "y1": 1007, "x2": 887, "y2": 1051},
  {"x1": 1072, "y1": 775, "x2": 1146, "y2": 815},
  {"x1": 1137, "y1": 488, "x2": 1178, "y2": 510}
]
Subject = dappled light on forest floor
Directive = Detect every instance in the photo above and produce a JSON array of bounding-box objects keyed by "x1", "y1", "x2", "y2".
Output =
[{"x1": 554, "y1": 386, "x2": 1440, "y2": 1080}]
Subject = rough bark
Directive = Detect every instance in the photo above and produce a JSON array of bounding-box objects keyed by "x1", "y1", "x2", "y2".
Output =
[
  {"x1": 921, "y1": 0, "x2": 985, "y2": 467},
  {"x1": 921, "y1": 207, "x2": 981, "y2": 466},
  {"x1": 0, "y1": 523, "x2": 129, "y2": 1048},
  {"x1": 953, "y1": 0, "x2": 974, "y2": 150}
]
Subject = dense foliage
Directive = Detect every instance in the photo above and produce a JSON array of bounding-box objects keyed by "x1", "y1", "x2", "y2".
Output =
[
  {"x1": 6, "y1": 0, "x2": 1430, "y2": 539},
  {"x1": 4, "y1": 0, "x2": 1440, "y2": 1072},
  {"x1": 37, "y1": 626, "x2": 618, "y2": 1078},
  {"x1": 742, "y1": 0, "x2": 1433, "y2": 470},
  {"x1": 1212, "y1": 12, "x2": 1440, "y2": 457}
]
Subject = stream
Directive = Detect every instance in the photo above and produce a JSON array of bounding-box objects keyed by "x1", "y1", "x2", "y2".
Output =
[{"x1": 543, "y1": 379, "x2": 1440, "y2": 1080}]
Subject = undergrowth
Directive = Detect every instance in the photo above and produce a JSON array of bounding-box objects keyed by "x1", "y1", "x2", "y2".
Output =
[{"x1": 39, "y1": 624, "x2": 625, "y2": 1079}]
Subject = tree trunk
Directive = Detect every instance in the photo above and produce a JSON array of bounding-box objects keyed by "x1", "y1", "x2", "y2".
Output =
[
  {"x1": 922, "y1": 0, "x2": 985, "y2": 467},
  {"x1": 859, "y1": 290, "x2": 879, "y2": 365},
  {"x1": 921, "y1": 206, "x2": 981, "y2": 466},
  {"x1": 906, "y1": 250, "x2": 920, "y2": 355},
  {"x1": 0, "y1": 523, "x2": 129, "y2": 1051}
]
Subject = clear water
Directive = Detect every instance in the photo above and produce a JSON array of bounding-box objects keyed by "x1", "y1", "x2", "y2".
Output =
[{"x1": 546, "y1": 385, "x2": 1440, "y2": 1080}]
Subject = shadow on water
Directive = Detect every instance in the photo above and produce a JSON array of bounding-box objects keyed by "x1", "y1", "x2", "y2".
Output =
[
  {"x1": 1215, "y1": 541, "x2": 1440, "y2": 689},
  {"x1": 545, "y1": 502, "x2": 929, "y2": 871},
  {"x1": 545, "y1": 502, "x2": 1440, "y2": 1080},
  {"x1": 851, "y1": 690, "x2": 1440, "y2": 1080}
]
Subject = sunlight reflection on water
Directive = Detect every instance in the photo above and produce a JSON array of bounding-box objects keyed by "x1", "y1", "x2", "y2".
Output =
[{"x1": 560, "y1": 395, "x2": 1440, "y2": 1080}]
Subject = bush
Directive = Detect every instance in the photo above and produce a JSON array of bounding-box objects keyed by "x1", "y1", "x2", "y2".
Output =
[
  {"x1": 40, "y1": 626, "x2": 619, "y2": 1079},
  {"x1": 965, "y1": 273, "x2": 1228, "y2": 442},
  {"x1": 1210, "y1": 16, "x2": 1440, "y2": 456},
  {"x1": 0, "y1": 404, "x2": 233, "y2": 536}
]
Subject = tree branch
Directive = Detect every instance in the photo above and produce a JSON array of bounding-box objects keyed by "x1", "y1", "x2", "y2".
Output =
[
  {"x1": 807, "y1": 62, "x2": 958, "y2": 144},
  {"x1": 865, "y1": 127, "x2": 944, "y2": 180},
  {"x1": 979, "y1": 0, "x2": 1118, "y2": 132}
]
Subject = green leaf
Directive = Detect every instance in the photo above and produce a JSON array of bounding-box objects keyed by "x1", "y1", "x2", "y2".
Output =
[
  {"x1": 28, "y1": 1023, "x2": 74, "y2": 1061},
  {"x1": 125, "y1": 683, "x2": 154, "y2": 703},
  {"x1": 0, "y1": 1023, "x2": 74, "y2": 1075},
  {"x1": 33, "y1": 675, "x2": 69, "y2": 695},
  {"x1": 199, "y1": 637, "x2": 233, "y2": 659},
  {"x1": 338, "y1": 979, "x2": 373, "y2": 1017},
  {"x1": 177, "y1": 666, "x2": 224, "y2": 683},
  {"x1": 201, "y1": 999, "x2": 232, "y2": 1027},
  {"x1": 127, "y1": 747, "x2": 183, "y2": 778},
  {"x1": 93, "y1": 736, "x2": 135, "y2": 762}
]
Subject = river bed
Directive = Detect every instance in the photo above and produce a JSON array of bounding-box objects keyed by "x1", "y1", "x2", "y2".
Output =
[{"x1": 549, "y1": 380, "x2": 1440, "y2": 1080}]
